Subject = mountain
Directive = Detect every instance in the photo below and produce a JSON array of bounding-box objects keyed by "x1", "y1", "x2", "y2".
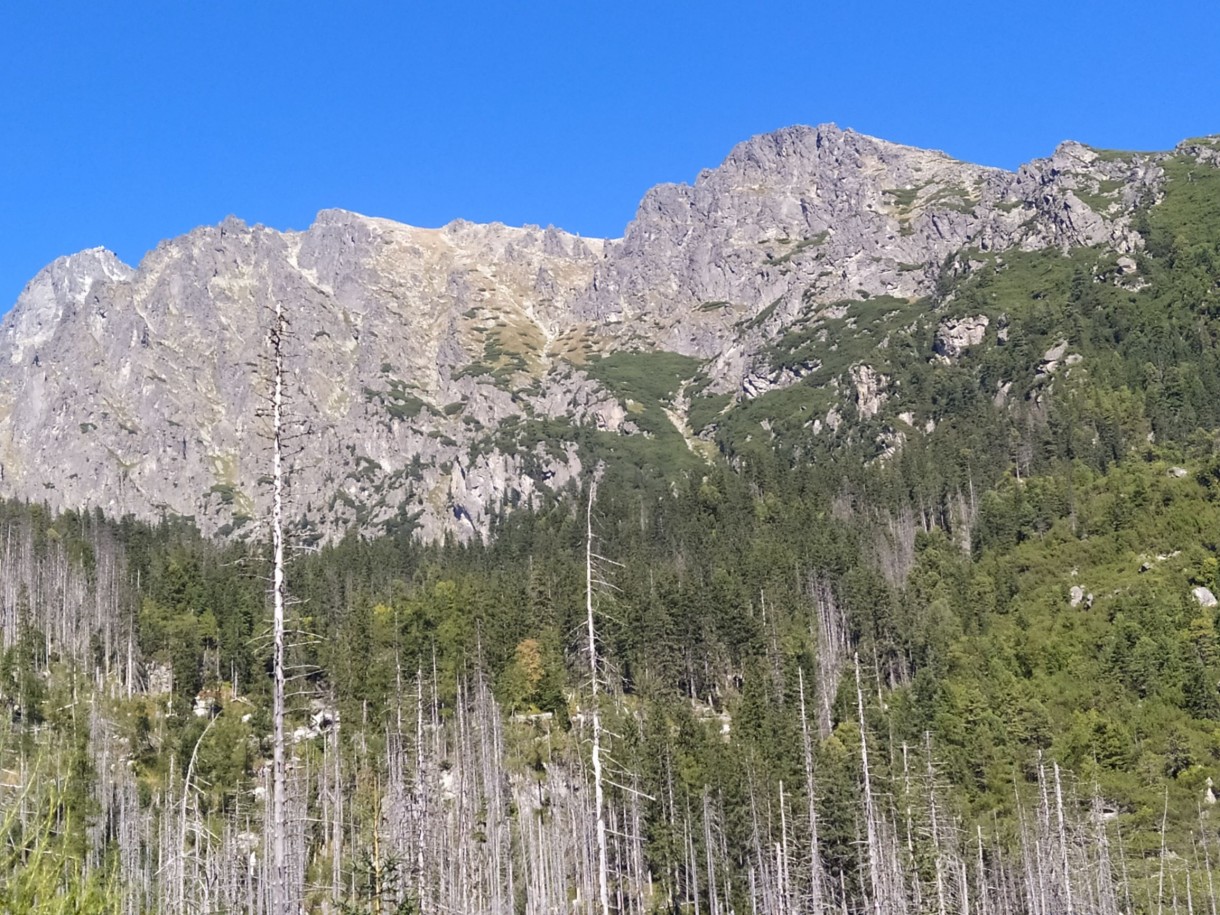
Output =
[
  {"x1": 0, "y1": 124, "x2": 1203, "y2": 541},
  {"x1": 6, "y1": 125, "x2": 1220, "y2": 914}
]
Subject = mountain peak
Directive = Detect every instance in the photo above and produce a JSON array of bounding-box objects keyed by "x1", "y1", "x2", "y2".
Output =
[
  {"x1": 710, "y1": 123, "x2": 998, "y2": 189},
  {"x1": 3, "y1": 247, "x2": 133, "y2": 365}
]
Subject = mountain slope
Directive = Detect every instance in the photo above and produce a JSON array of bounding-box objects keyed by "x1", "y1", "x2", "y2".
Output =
[
  {"x1": 0, "y1": 125, "x2": 1208, "y2": 541},
  {"x1": 4, "y1": 129, "x2": 1220, "y2": 915}
]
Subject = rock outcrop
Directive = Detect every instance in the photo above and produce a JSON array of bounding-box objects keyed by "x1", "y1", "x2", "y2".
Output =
[{"x1": 934, "y1": 315, "x2": 990, "y2": 360}]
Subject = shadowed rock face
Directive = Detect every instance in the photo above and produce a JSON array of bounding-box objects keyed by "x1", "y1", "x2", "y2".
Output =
[{"x1": 0, "y1": 125, "x2": 1181, "y2": 541}]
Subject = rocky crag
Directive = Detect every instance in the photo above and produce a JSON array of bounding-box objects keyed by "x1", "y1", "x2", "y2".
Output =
[{"x1": 0, "y1": 124, "x2": 1198, "y2": 541}]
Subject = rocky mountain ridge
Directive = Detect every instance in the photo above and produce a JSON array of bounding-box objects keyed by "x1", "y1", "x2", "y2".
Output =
[{"x1": 0, "y1": 124, "x2": 1203, "y2": 541}]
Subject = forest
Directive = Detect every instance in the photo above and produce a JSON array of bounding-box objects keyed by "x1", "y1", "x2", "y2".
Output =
[{"x1": 3, "y1": 146, "x2": 1220, "y2": 914}]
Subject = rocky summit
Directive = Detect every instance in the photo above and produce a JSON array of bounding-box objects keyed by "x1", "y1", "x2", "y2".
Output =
[{"x1": 0, "y1": 124, "x2": 1197, "y2": 541}]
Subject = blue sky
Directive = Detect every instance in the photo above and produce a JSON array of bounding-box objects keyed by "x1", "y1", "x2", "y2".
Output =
[{"x1": 2, "y1": 1, "x2": 1218, "y2": 310}]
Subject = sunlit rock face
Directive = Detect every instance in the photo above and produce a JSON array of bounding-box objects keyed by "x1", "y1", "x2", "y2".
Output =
[{"x1": 0, "y1": 125, "x2": 1176, "y2": 541}]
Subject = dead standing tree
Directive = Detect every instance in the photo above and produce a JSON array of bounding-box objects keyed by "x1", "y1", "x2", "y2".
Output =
[
  {"x1": 585, "y1": 479, "x2": 610, "y2": 915},
  {"x1": 247, "y1": 283, "x2": 324, "y2": 913},
  {"x1": 578, "y1": 475, "x2": 651, "y2": 915},
  {"x1": 265, "y1": 292, "x2": 301, "y2": 915}
]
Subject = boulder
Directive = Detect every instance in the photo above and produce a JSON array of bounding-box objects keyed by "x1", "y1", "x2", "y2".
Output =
[{"x1": 1193, "y1": 586, "x2": 1218, "y2": 608}]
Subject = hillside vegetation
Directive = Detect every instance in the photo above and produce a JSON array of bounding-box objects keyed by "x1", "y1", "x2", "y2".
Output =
[{"x1": 2, "y1": 143, "x2": 1220, "y2": 914}]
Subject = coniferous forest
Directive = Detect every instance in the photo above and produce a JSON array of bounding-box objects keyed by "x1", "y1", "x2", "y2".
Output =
[{"x1": 6, "y1": 147, "x2": 1220, "y2": 914}]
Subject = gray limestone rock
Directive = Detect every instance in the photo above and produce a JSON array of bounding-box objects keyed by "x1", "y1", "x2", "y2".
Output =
[
  {"x1": 1069, "y1": 585, "x2": 1093, "y2": 609},
  {"x1": 934, "y1": 314, "x2": 990, "y2": 360},
  {"x1": 0, "y1": 124, "x2": 1204, "y2": 542},
  {"x1": 851, "y1": 364, "x2": 888, "y2": 419},
  {"x1": 0, "y1": 211, "x2": 602, "y2": 542}
]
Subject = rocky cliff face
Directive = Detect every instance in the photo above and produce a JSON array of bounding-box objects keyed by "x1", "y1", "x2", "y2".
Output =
[
  {"x1": 576, "y1": 125, "x2": 1162, "y2": 387},
  {"x1": 0, "y1": 125, "x2": 1193, "y2": 541},
  {"x1": 0, "y1": 213, "x2": 609, "y2": 541}
]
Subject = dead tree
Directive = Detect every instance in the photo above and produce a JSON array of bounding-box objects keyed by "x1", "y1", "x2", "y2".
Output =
[
  {"x1": 585, "y1": 480, "x2": 610, "y2": 915},
  {"x1": 798, "y1": 667, "x2": 829, "y2": 915},
  {"x1": 855, "y1": 654, "x2": 884, "y2": 915},
  {"x1": 268, "y1": 293, "x2": 291, "y2": 915}
]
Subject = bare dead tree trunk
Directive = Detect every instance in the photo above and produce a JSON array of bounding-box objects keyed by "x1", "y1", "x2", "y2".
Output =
[
  {"x1": 855, "y1": 654, "x2": 883, "y2": 915},
  {"x1": 798, "y1": 667, "x2": 828, "y2": 915},
  {"x1": 585, "y1": 480, "x2": 610, "y2": 915},
  {"x1": 812, "y1": 576, "x2": 849, "y2": 739},
  {"x1": 901, "y1": 743, "x2": 924, "y2": 915},
  {"x1": 976, "y1": 825, "x2": 989, "y2": 915},
  {"x1": 1200, "y1": 807, "x2": 1218, "y2": 915},
  {"x1": 921, "y1": 733, "x2": 957, "y2": 915},
  {"x1": 1092, "y1": 783, "x2": 1118, "y2": 915},
  {"x1": 269, "y1": 294, "x2": 290, "y2": 915},
  {"x1": 703, "y1": 787, "x2": 721, "y2": 915},
  {"x1": 1160, "y1": 786, "x2": 1171, "y2": 915},
  {"x1": 1052, "y1": 761, "x2": 1073, "y2": 915},
  {"x1": 777, "y1": 780, "x2": 794, "y2": 915},
  {"x1": 686, "y1": 802, "x2": 701, "y2": 915}
]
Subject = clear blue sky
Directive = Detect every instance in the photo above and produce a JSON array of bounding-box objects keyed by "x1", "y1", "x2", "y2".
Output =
[{"x1": 3, "y1": 1, "x2": 1218, "y2": 310}]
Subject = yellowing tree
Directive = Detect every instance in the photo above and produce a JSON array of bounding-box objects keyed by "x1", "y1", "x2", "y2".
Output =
[{"x1": 501, "y1": 637, "x2": 545, "y2": 712}]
